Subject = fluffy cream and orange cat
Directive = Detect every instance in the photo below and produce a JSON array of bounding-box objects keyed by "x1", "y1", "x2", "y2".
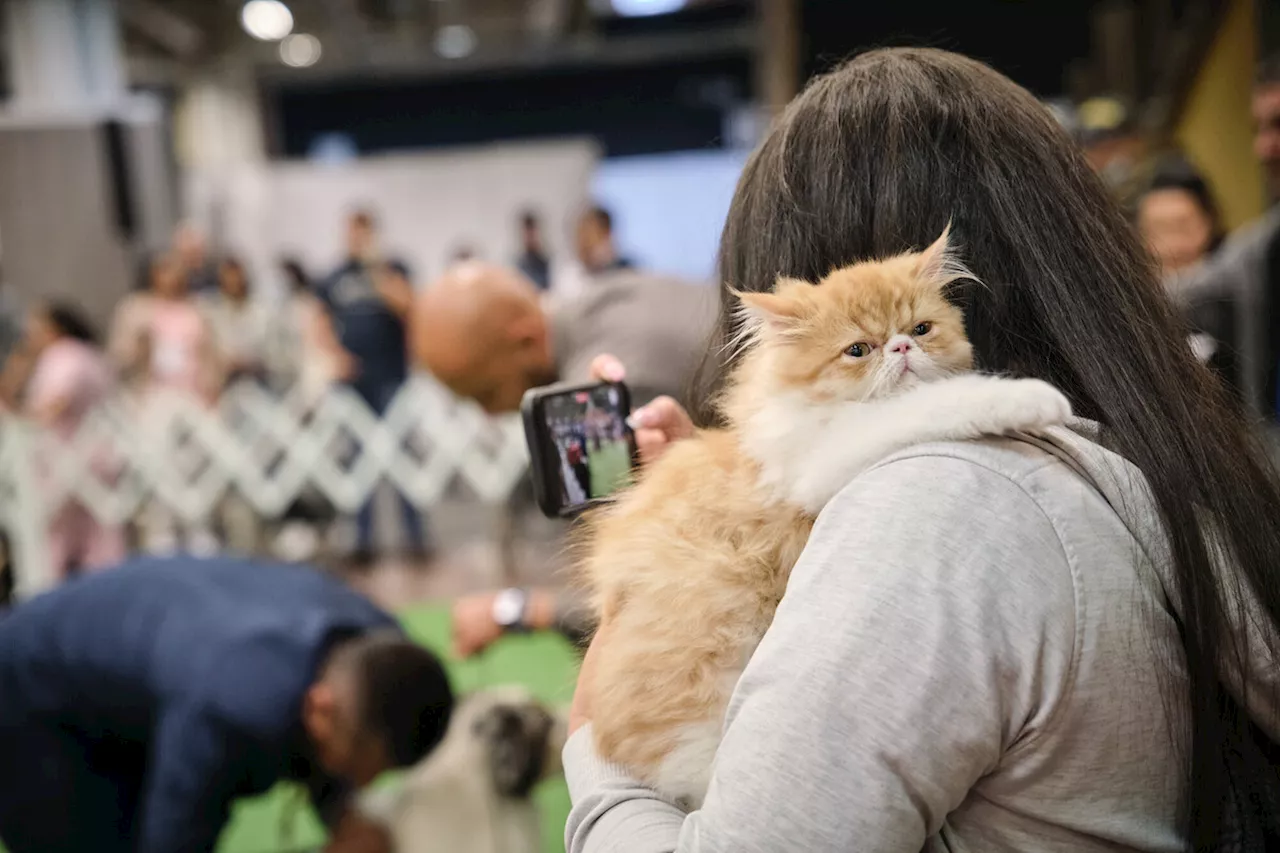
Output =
[{"x1": 578, "y1": 227, "x2": 1072, "y2": 807}]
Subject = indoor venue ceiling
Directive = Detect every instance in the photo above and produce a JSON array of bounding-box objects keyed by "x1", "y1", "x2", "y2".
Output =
[{"x1": 119, "y1": 0, "x2": 749, "y2": 83}]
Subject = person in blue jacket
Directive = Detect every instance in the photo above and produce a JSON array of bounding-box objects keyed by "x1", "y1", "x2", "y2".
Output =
[{"x1": 0, "y1": 555, "x2": 454, "y2": 853}]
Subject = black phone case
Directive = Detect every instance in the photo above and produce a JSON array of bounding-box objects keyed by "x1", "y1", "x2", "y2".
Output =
[{"x1": 520, "y1": 380, "x2": 635, "y2": 519}]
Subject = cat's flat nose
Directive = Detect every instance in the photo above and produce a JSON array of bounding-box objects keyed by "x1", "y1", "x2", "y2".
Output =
[{"x1": 888, "y1": 339, "x2": 913, "y2": 354}]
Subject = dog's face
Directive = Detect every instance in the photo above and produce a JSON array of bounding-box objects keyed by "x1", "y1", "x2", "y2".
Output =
[
  {"x1": 472, "y1": 692, "x2": 566, "y2": 798},
  {"x1": 359, "y1": 688, "x2": 568, "y2": 853}
]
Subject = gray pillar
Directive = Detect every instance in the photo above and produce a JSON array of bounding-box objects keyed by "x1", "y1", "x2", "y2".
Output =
[
  {"x1": 5, "y1": 0, "x2": 125, "y2": 112},
  {"x1": 0, "y1": 0, "x2": 173, "y2": 328}
]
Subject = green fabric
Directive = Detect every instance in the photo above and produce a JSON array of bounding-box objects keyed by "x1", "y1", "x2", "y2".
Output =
[{"x1": 0, "y1": 603, "x2": 578, "y2": 853}]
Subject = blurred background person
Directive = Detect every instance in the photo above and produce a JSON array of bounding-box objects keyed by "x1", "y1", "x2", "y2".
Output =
[
  {"x1": 1138, "y1": 160, "x2": 1238, "y2": 400},
  {"x1": 200, "y1": 256, "x2": 271, "y2": 387},
  {"x1": 0, "y1": 555, "x2": 453, "y2": 853},
  {"x1": 1138, "y1": 160, "x2": 1225, "y2": 282},
  {"x1": 1179, "y1": 53, "x2": 1280, "y2": 421},
  {"x1": 267, "y1": 257, "x2": 353, "y2": 401},
  {"x1": 172, "y1": 222, "x2": 218, "y2": 294},
  {"x1": 109, "y1": 253, "x2": 221, "y2": 554},
  {"x1": 415, "y1": 262, "x2": 713, "y2": 416},
  {"x1": 280, "y1": 256, "x2": 311, "y2": 295},
  {"x1": 515, "y1": 210, "x2": 552, "y2": 292},
  {"x1": 575, "y1": 205, "x2": 633, "y2": 277},
  {"x1": 413, "y1": 261, "x2": 715, "y2": 655},
  {"x1": 200, "y1": 256, "x2": 277, "y2": 553},
  {"x1": 109, "y1": 252, "x2": 221, "y2": 403},
  {"x1": 0, "y1": 302, "x2": 123, "y2": 580},
  {"x1": 317, "y1": 210, "x2": 427, "y2": 564}
]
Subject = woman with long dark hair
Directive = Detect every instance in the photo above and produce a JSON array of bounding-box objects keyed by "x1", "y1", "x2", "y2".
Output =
[
  {"x1": 565, "y1": 48, "x2": 1280, "y2": 851},
  {"x1": 6, "y1": 302, "x2": 124, "y2": 579}
]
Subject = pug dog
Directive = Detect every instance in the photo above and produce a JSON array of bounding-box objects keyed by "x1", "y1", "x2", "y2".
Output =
[{"x1": 361, "y1": 686, "x2": 568, "y2": 853}]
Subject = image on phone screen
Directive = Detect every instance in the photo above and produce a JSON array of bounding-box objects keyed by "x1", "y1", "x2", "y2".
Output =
[{"x1": 543, "y1": 385, "x2": 633, "y2": 509}]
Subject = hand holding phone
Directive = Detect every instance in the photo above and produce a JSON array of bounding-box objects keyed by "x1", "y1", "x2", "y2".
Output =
[
  {"x1": 521, "y1": 380, "x2": 638, "y2": 518},
  {"x1": 588, "y1": 354, "x2": 694, "y2": 464}
]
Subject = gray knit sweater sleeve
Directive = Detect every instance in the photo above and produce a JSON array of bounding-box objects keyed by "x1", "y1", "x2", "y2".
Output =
[{"x1": 564, "y1": 452, "x2": 1083, "y2": 853}]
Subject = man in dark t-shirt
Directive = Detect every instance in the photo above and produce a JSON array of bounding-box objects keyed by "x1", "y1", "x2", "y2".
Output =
[
  {"x1": 317, "y1": 210, "x2": 427, "y2": 561},
  {"x1": 576, "y1": 205, "x2": 634, "y2": 276},
  {"x1": 0, "y1": 556, "x2": 453, "y2": 853},
  {"x1": 516, "y1": 210, "x2": 552, "y2": 291}
]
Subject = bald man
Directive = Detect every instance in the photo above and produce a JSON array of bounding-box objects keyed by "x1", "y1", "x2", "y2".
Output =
[
  {"x1": 413, "y1": 262, "x2": 715, "y2": 415},
  {"x1": 416, "y1": 262, "x2": 716, "y2": 654}
]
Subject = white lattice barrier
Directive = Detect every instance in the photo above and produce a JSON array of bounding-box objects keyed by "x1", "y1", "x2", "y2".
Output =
[{"x1": 0, "y1": 375, "x2": 530, "y2": 598}]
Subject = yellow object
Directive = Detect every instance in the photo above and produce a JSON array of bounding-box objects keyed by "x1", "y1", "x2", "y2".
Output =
[
  {"x1": 1174, "y1": 0, "x2": 1266, "y2": 231},
  {"x1": 1079, "y1": 96, "x2": 1128, "y2": 132}
]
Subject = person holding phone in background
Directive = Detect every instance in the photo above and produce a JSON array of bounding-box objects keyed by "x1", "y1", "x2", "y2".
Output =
[{"x1": 412, "y1": 261, "x2": 711, "y2": 654}]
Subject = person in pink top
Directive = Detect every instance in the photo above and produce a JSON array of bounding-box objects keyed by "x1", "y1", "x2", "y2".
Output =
[
  {"x1": 108, "y1": 254, "x2": 223, "y2": 555},
  {"x1": 110, "y1": 253, "x2": 221, "y2": 401},
  {"x1": 15, "y1": 303, "x2": 125, "y2": 578}
]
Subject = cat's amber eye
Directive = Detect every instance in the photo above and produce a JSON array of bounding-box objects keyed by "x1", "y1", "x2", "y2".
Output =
[
  {"x1": 912, "y1": 322, "x2": 932, "y2": 336},
  {"x1": 845, "y1": 343, "x2": 869, "y2": 358}
]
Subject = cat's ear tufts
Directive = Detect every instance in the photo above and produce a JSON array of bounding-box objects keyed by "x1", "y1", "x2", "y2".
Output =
[
  {"x1": 735, "y1": 287, "x2": 804, "y2": 336},
  {"x1": 917, "y1": 221, "x2": 979, "y2": 290}
]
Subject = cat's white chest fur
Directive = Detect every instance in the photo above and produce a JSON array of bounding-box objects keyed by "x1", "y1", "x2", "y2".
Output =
[{"x1": 740, "y1": 374, "x2": 1072, "y2": 515}]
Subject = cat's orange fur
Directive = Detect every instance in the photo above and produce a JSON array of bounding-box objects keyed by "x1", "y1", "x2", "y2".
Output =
[{"x1": 579, "y1": 228, "x2": 1070, "y2": 805}]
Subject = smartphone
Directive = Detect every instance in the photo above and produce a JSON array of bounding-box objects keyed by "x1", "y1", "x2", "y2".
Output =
[{"x1": 521, "y1": 380, "x2": 638, "y2": 518}]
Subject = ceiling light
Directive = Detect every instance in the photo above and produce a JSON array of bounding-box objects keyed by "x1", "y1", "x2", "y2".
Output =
[
  {"x1": 241, "y1": 0, "x2": 294, "y2": 42},
  {"x1": 611, "y1": 0, "x2": 686, "y2": 17},
  {"x1": 280, "y1": 33, "x2": 321, "y2": 67},
  {"x1": 434, "y1": 24, "x2": 477, "y2": 60}
]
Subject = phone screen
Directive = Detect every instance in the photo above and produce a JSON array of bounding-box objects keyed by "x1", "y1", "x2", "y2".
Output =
[{"x1": 522, "y1": 381, "x2": 636, "y2": 517}]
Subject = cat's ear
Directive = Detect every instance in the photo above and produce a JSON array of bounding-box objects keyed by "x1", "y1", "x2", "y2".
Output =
[
  {"x1": 735, "y1": 287, "x2": 804, "y2": 336},
  {"x1": 917, "y1": 221, "x2": 979, "y2": 290}
]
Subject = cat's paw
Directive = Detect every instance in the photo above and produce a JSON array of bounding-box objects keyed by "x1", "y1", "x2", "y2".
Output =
[{"x1": 997, "y1": 379, "x2": 1072, "y2": 433}]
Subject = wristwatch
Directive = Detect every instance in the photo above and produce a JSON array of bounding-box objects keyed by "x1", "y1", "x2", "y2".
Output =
[{"x1": 492, "y1": 588, "x2": 529, "y2": 632}]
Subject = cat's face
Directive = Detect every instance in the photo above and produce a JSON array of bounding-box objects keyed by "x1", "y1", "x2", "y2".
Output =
[{"x1": 737, "y1": 229, "x2": 974, "y2": 404}]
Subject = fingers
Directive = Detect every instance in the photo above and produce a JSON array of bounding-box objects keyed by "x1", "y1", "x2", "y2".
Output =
[
  {"x1": 628, "y1": 396, "x2": 695, "y2": 440},
  {"x1": 589, "y1": 354, "x2": 626, "y2": 383},
  {"x1": 634, "y1": 428, "x2": 669, "y2": 465}
]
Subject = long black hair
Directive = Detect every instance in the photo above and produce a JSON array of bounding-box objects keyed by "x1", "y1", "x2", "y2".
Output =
[
  {"x1": 701, "y1": 47, "x2": 1280, "y2": 848},
  {"x1": 280, "y1": 257, "x2": 311, "y2": 294},
  {"x1": 43, "y1": 302, "x2": 99, "y2": 347}
]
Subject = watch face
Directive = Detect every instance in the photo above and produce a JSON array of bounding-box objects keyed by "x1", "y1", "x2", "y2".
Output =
[{"x1": 493, "y1": 589, "x2": 525, "y2": 627}]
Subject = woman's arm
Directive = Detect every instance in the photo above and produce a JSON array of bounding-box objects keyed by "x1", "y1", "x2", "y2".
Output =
[{"x1": 565, "y1": 454, "x2": 1078, "y2": 853}]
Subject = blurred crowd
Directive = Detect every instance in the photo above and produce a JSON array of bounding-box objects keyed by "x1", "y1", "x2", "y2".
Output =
[
  {"x1": 0, "y1": 197, "x2": 641, "y2": 588},
  {"x1": 3, "y1": 54, "x2": 1280, "y2": 610}
]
